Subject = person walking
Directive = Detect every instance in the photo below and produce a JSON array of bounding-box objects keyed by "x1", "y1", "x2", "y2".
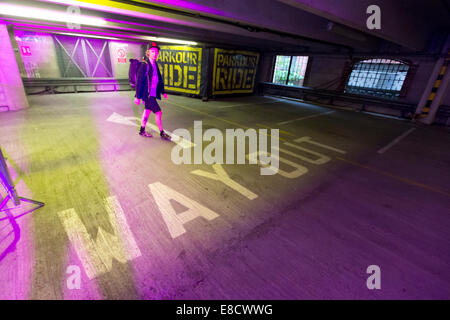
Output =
[{"x1": 134, "y1": 42, "x2": 171, "y2": 140}]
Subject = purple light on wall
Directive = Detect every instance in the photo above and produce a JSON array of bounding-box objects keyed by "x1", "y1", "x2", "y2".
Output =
[
  {"x1": 11, "y1": 21, "x2": 149, "y2": 42},
  {"x1": 10, "y1": 16, "x2": 182, "y2": 42}
]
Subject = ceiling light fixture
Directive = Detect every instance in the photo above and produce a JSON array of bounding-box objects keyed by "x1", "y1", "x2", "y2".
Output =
[
  {"x1": 0, "y1": 3, "x2": 107, "y2": 27},
  {"x1": 54, "y1": 32, "x2": 120, "y2": 40},
  {"x1": 142, "y1": 36, "x2": 198, "y2": 46}
]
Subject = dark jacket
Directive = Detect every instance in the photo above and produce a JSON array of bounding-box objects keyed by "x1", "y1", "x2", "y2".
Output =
[
  {"x1": 135, "y1": 59, "x2": 165, "y2": 100},
  {"x1": 129, "y1": 58, "x2": 140, "y2": 88}
]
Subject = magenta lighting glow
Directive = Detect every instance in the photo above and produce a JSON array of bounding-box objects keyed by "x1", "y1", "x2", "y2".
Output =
[
  {"x1": 0, "y1": 3, "x2": 106, "y2": 27},
  {"x1": 39, "y1": 0, "x2": 209, "y2": 29}
]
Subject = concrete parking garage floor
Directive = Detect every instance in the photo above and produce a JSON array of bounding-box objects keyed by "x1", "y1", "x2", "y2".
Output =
[{"x1": 0, "y1": 91, "x2": 449, "y2": 299}]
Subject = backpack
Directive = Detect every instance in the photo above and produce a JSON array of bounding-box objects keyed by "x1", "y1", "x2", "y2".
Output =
[{"x1": 128, "y1": 59, "x2": 140, "y2": 88}]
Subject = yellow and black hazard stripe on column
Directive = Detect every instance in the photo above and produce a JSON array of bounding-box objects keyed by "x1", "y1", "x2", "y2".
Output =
[{"x1": 419, "y1": 51, "x2": 450, "y2": 117}]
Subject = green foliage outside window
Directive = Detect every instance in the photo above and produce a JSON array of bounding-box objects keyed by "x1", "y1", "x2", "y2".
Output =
[{"x1": 272, "y1": 55, "x2": 308, "y2": 87}]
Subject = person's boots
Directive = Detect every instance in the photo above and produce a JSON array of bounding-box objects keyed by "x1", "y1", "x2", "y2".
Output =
[
  {"x1": 160, "y1": 130, "x2": 171, "y2": 141},
  {"x1": 139, "y1": 126, "x2": 153, "y2": 137}
]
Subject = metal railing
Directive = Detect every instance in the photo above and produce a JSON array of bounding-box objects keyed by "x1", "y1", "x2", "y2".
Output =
[
  {"x1": 0, "y1": 148, "x2": 44, "y2": 263},
  {"x1": 22, "y1": 78, "x2": 131, "y2": 95},
  {"x1": 259, "y1": 82, "x2": 416, "y2": 118}
]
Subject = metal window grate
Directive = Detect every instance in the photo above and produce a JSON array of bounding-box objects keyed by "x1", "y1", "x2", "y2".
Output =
[
  {"x1": 345, "y1": 59, "x2": 409, "y2": 99},
  {"x1": 54, "y1": 35, "x2": 113, "y2": 78},
  {"x1": 272, "y1": 55, "x2": 309, "y2": 86}
]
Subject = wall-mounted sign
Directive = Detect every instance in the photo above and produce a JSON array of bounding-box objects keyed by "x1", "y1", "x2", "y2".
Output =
[
  {"x1": 20, "y1": 46, "x2": 31, "y2": 56},
  {"x1": 117, "y1": 47, "x2": 127, "y2": 63},
  {"x1": 157, "y1": 46, "x2": 202, "y2": 95},
  {"x1": 212, "y1": 49, "x2": 259, "y2": 95}
]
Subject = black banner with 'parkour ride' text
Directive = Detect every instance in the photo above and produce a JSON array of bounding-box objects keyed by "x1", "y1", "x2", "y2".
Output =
[
  {"x1": 212, "y1": 49, "x2": 260, "y2": 95},
  {"x1": 157, "y1": 46, "x2": 202, "y2": 95}
]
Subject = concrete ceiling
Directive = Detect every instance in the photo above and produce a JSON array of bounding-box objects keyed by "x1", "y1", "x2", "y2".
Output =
[
  {"x1": 277, "y1": 0, "x2": 450, "y2": 51},
  {"x1": 1, "y1": 0, "x2": 448, "y2": 54}
]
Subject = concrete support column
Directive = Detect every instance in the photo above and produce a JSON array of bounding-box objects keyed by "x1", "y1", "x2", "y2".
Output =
[
  {"x1": 416, "y1": 35, "x2": 450, "y2": 124},
  {"x1": 0, "y1": 23, "x2": 29, "y2": 112},
  {"x1": 422, "y1": 58, "x2": 450, "y2": 124},
  {"x1": 414, "y1": 57, "x2": 445, "y2": 115}
]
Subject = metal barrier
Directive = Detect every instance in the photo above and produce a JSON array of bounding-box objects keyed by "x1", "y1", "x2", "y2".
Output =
[
  {"x1": 0, "y1": 148, "x2": 19, "y2": 207},
  {"x1": 259, "y1": 82, "x2": 417, "y2": 118},
  {"x1": 0, "y1": 148, "x2": 44, "y2": 218},
  {"x1": 0, "y1": 149, "x2": 44, "y2": 262},
  {"x1": 22, "y1": 78, "x2": 131, "y2": 95}
]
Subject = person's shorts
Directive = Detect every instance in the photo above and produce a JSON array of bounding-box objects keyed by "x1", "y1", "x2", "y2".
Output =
[{"x1": 144, "y1": 97, "x2": 161, "y2": 113}]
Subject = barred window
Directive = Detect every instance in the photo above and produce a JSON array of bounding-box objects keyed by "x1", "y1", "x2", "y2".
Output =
[
  {"x1": 345, "y1": 59, "x2": 409, "y2": 99},
  {"x1": 272, "y1": 55, "x2": 309, "y2": 86}
]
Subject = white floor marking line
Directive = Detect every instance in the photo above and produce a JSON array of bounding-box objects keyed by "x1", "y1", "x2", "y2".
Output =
[
  {"x1": 145, "y1": 123, "x2": 195, "y2": 149},
  {"x1": 270, "y1": 95, "x2": 337, "y2": 109},
  {"x1": 277, "y1": 111, "x2": 336, "y2": 125},
  {"x1": 218, "y1": 100, "x2": 280, "y2": 108},
  {"x1": 107, "y1": 112, "x2": 195, "y2": 149},
  {"x1": 294, "y1": 136, "x2": 347, "y2": 154},
  {"x1": 106, "y1": 112, "x2": 138, "y2": 127},
  {"x1": 377, "y1": 128, "x2": 416, "y2": 154}
]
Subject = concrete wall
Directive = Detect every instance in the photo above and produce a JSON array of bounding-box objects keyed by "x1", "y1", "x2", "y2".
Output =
[
  {"x1": 444, "y1": 90, "x2": 450, "y2": 106},
  {"x1": 258, "y1": 51, "x2": 450, "y2": 125},
  {"x1": 304, "y1": 56, "x2": 348, "y2": 90},
  {"x1": 109, "y1": 41, "x2": 144, "y2": 79},
  {"x1": 260, "y1": 52, "x2": 441, "y2": 106},
  {"x1": 257, "y1": 53, "x2": 275, "y2": 83},
  {"x1": 401, "y1": 57, "x2": 436, "y2": 104},
  {"x1": 9, "y1": 32, "x2": 148, "y2": 93},
  {"x1": 0, "y1": 24, "x2": 29, "y2": 111},
  {"x1": 12, "y1": 31, "x2": 145, "y2": 80},
  {"x1": 14, "y1": 31, "x2": 60, "y2": 78}
]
